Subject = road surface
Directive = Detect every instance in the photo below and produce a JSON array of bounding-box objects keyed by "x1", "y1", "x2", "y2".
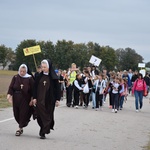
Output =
[{"x1": 0, "y1": 95, "x2": 150, "y2": 150}]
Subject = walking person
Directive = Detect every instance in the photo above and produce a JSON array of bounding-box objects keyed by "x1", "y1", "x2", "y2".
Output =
[
  {"x1": 119, "y1": 78, "x2": 127, "y2": 110},
  {"x1": 32, "y1": 59, "x2": 61, "y2": 139},
  {"x1": 57, "y1": 69, "x2": 64, "y2": 101},
  {"x1": 144, "y1": 72, "x2": 150, "y2": 95},
  {"x1": 82, "y1": 70, "x2": 92, "y2": 108},
  {"x1": 122, "y1": 70, "x2": 132, "y2": 94},
  {"x1": 64, "y1": 74, "x2": 72, "y2": 106},
  {"x1": 108, "y1": 72, "x2": 116, "y2": 109},
  {"x1": 111, "y1": 77, "x2": 121, "y2": 113},
  {"x1": 131, "y1": 70, "x2": 139, "y2": 84},
  {"x1": 91, "y1": 65, "x2": 99, "y2": 77},
  {"x1": 73, "y1": 74, "x2": 83, "y2": 108},
  {"x1": 132, "y1": 73, "x2": 147, "y2": 112},
  {"x1": 94, "y1": 74, "x2": 106, "y2": 111},
  {"x1": 91, "y1": 75, "x2": 98, "y2": 109},
  {"x1": 66, "y1": 63, "x2": 78, "y2": 107},
  {"x1": 7, "y1": 64, "x2": 34, "y2": 136}
]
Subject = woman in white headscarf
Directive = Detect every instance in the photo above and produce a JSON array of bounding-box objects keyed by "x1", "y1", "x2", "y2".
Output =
[
  {"x1": 33, "y1": 59, "x2": 61, "y2": 139},
  {"x1": 7, "y1": 64, "x2": 34, "y2": 136}
]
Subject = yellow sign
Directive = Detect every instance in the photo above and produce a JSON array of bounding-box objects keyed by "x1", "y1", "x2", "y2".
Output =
[{"x1": 23, "y1": 45, "x2": 41, "y2": 56}]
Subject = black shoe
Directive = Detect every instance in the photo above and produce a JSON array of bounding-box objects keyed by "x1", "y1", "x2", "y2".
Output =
[
  {"x1": 80, "y1": 102, "x2": 83, "y2": 106},
  {"x1": 67, "y1": 104, "x2": 71, "y2": 107},
  {"x1": 39, "y1": 129, "x2": 42, "y2": 136},
  {"x1": 40, "y1": 134, "x2": 46, "y2": 139}
]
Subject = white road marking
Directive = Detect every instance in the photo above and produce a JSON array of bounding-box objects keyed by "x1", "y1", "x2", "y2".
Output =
[
  {"x1": 0, "y1": 104, "x2": 65, "y2": 124},
  {"x1": 0, "y1": 117, "x2": 14, "y2": 123}
]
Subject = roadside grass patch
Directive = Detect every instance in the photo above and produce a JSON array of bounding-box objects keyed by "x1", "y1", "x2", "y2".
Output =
[
  {"x1": 142, "y1": 134, "x2": 150, "y2": 150},
  {"x1": 0, "y1": 94, "x2": 12, "y2": 108},
  {"x1": 0, "y1": 70, "x2": 17, "y2": 75}
]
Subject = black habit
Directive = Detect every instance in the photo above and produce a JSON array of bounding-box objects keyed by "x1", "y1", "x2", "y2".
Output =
[{"x1": 33, "y1": 59, "x2": 61, "y2": 135}]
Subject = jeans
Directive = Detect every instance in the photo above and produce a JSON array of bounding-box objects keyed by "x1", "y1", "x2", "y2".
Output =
[
  {"x1": 92, "y1": 92, "x2": 96, "y2": 108},
  {"x1": 120, "y1": 95, "x2": 124, "y2": 108},
  {"x1": 103, "y1": 94, "x2": 106, "y2": 103},
  {"x1": 134, "y1": 90, "x2": 143, "y2": 110}
]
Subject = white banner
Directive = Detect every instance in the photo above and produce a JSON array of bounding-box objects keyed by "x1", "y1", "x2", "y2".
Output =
[
  {"x1": 89, "y1": 55, "x2": 102, "y2": 66},
  {"x1": 138, "y1": 63, "x2": 145, "y2": 68}
]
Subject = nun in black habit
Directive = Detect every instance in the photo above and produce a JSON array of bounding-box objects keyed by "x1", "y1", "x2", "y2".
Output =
[{"x1": 33, "y1": 59, "x2": 61, "y2": 139}]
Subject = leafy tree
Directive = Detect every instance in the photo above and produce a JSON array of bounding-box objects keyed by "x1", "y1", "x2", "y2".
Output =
[
  {"x1": 15, "y1": 39, "x2": 37, "y2": 71},
  {"x1": 73, "y1": 43, "x2": 89, "y2": 69},
  {"x1": 55, "y1": 40, "x2": 74, "y2": 69},
  {"x1": 100, "y1": 46, "x2": 117, "y2": 71},
  {"x1": 146, "y1": 62, "x2": 150, "y2": 68},
  {"x1": 93, "y1": 43, "x2": 101, "y2": 57},
  {"x1": 86, "y1": 42, "x2": 102, "y2": 67},
  {"x1": 7, "y1": 39, "x2": 144, "y2": 73},
  {"x1": 115, "y1": 48, "x2": 124, "y2": 71},
  {"x1": 0, "y1": 45, "x2": 15, "y2": 69},
  {"x1": 37, "y1": 40, "x2": 55, "y2": 66},
  {"x1": 115, "y1": 48, "x2": 143, "y2": 71}
]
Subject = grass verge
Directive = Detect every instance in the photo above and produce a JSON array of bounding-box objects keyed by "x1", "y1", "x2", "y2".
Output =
[
  {"x1": 0, "y1": 70, "x2": 17, "y2": 75},
  {"x1": 0, "y1": 94, "x2": 12, "y2": 108},
  {"x1": 142, "y1": 134, "x2": 150, "y2": 150}
]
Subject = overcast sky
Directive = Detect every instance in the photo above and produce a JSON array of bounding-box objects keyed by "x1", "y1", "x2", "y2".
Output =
[{"x1": 0, "y1": 0, "x2": 150, "y2": 62}]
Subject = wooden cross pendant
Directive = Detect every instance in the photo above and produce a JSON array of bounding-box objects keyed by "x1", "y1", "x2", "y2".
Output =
[
  {"x1": 20, "y1": 84, "x2": 24, "y2": 89},
  {"x1": 43, "y1": 81, "x2": 47, "y2": 86}
]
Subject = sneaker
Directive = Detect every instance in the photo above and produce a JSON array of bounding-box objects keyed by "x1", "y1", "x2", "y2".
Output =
[
  {"x1": 136, "y1": 109, "x2": 139, "y2": 112},
  {"x1": 75, "y1": 106, "x2": 78, "y2": 109},
  {"x1": 112, "y1": 109, "x2": 115, "y2": 113},
  {"x1": 83, "y1": 105, "x2": 88, "y2": 109},
  {"x1": 115, "y1": 109, "x2": 117, "y2": 113},
  {"x1": 95, "y1": 108, "x2": 99, "y2": 111}
]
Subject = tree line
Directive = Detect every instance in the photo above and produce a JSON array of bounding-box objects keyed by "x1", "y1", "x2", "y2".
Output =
[{"x1": 0, "y1": 39, "x2": 149, "y2": 71}]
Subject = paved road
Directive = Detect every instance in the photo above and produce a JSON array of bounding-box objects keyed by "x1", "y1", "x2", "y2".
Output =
[{"x1": 0, "y1": 95, "x2": 150, "y2": 150}]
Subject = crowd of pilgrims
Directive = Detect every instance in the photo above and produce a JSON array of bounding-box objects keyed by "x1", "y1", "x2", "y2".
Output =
[
  {"x1": 55, "y1": 63, "x2": 150, "y2": 113},
  {"x1": 6, "y1": 60, "x2": 149, "y2": 139}
]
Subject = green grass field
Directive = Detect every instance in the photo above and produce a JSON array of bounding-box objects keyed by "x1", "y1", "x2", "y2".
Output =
[{"x1": 0, "y1": 70, "x2": 17, "y2": 108}]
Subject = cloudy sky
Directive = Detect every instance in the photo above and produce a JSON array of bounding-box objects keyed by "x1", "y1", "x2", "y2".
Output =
[{"x1": 0, "y1": 0, "x2": 150, "y2": 62}]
